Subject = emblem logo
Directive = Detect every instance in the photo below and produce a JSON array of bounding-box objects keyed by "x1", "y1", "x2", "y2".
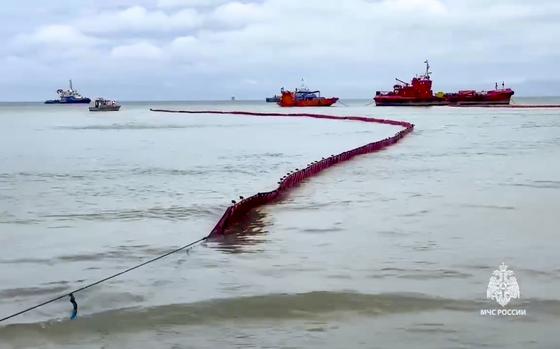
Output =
[{"x1": 486, "y1": 263, "x2": 520, "y2": 307}]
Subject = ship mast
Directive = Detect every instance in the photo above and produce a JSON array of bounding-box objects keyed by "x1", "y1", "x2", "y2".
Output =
[
  {"x1": 424, "y1": 59, "x2": 431, "y2": 78},
  {"x1": 298, "y1": 78, "x2": 310, "y2": 92},
  {"x1": 69, "y1": 79, "x2": 73, "y2": 91}
]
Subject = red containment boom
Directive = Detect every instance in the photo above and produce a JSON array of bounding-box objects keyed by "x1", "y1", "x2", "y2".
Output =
[{"x1": 150, "y1": 109, "x2": 414, "y2": 238}]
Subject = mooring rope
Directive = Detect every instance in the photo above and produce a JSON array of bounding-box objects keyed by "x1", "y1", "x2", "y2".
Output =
[
  {"x1": 336, "y1": 100, "x2": 349, "y2": 107},
  {"x1": 0, "y1": 110, "x2": 413, "y2": 324},
  {"x1": 0, "y1": 237, "x2": 207, "y2": 323}
]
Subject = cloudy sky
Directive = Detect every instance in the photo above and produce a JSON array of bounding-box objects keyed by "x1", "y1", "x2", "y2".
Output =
[{"x1": 1, "y1": 0, "x2": 559, "y2": 101}]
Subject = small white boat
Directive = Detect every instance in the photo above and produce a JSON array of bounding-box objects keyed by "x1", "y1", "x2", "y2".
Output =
[{"x1": 89, "y1": 98, "x2": 121, "y2": 112}]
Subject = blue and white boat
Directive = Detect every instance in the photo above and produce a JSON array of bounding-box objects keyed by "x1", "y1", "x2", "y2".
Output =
[{"x1": 45, "y1": 80, "x2": 91, "y2": 104}]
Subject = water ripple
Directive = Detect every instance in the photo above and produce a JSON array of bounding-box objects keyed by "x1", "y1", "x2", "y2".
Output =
[{"x1": 43, "y1": 205, "x2": 222, "y2": 222}]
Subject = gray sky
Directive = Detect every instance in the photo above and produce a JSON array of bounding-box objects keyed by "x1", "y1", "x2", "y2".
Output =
[{"x1": 1, "y1": 0, "x2": 559, "y2": 101}]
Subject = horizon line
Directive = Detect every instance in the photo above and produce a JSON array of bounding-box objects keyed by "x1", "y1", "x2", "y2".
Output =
[{"x1": 1, "y1": 95, "x2": 559, "y2": 103}]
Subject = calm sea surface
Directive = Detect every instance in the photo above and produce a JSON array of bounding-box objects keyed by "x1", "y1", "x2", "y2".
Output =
[{"x1": 0, "y1": 99, "x2": 559, "y2": 348}]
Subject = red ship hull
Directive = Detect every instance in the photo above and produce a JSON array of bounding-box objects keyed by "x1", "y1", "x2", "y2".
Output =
[
  {"x1": 445, "y1": 89, "x2": 514, "y2": 105},
  {"x1": 375, "y1": 90, "x2": 514, "y2": 106},
  {"x1": 278, "y1": 90, "x2": 338, "y2": 107},
  {"x1": 374, "y1": 96, "x2": 447, "y2": 106},
  {"x1": 278, "y1": 98, "x2": 338, "y2": 107}
]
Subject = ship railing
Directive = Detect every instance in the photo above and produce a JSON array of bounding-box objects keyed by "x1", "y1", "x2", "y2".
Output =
[{"x1": 375, "y1": 91, "x2": 392, "y2": 96}]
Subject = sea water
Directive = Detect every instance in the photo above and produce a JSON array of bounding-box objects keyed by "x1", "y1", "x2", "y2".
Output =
[{"x1": 0, "y1": 99, "x2": 559, "y2": 348}]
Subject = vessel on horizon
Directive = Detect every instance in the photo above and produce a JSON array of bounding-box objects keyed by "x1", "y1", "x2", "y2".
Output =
[
  {"x1": 374, "y1": 61, "x2": 514, "y2": 106},
  {"x1": 266, "y1": 95, "x2": 280, "y2": 103},
  {"x1": 45, "y1": 80, "x2": 91, "y2": 104},
  {"x1": 374, "y1": 60, "x2": 447, "y2": 106},
  {"x1": 277, "y1": 80, "x2": 338, "y2": 107}
]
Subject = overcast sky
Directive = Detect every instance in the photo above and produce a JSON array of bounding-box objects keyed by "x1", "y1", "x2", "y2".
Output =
[{"x1": 1, "y1": 0, "x2": 558, "y2": 101}]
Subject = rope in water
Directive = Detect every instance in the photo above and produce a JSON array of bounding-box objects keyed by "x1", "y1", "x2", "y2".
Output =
[
  {"x1": 0, "y1": 237, "x2": 207, "y2": 323},
  {"x1": 0, "y1": 110, "x2": 414, "y2": 323}
]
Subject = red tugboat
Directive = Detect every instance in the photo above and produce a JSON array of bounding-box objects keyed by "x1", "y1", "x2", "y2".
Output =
[
  {"x1": 374, "y1": 60, "x2": 447, "y2": 106},
  {"x1": 445, "y1": 82, "x2": 514, "y2": 105},
  {"x1": 278, "y1": 80, "x2": 338, "y2": 107}
]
